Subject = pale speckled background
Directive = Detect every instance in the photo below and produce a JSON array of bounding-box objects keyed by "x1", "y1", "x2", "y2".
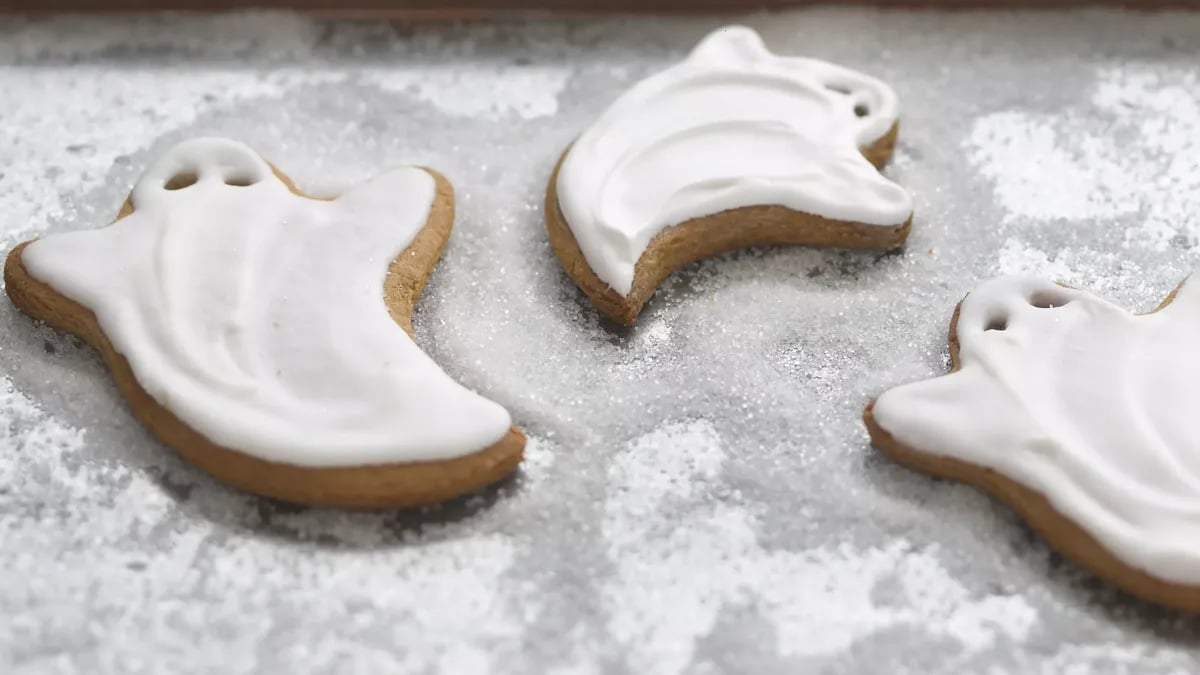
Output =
[{"x1": 3, "y1": 8, "x2": 1200, "y2": 674}]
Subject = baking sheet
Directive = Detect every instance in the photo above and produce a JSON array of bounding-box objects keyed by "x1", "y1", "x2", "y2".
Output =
[{"x1": 3, "y1": 9, "x2": 1200, "y2": 673}]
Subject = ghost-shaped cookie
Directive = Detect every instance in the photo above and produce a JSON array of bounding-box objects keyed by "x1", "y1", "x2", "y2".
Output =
[
  {"x1": 865, "y1": 274, "x2": 1200, "y2": 611},
  {"x1": 5, "y1": 138, "x2": 524, "y2": 509},
  {"x1": 547, "y1": 25, "x2": 914, "y2": 325}
]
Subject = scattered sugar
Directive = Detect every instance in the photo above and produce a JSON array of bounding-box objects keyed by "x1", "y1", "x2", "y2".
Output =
[
  {"x1": 996, "y1": 238, "x2": 1075, "y2": 280},
  {"x1": 1, "y1": 366, "x2": 547, "y2": 674},
  {"x1": 0, "y1": 373, "x2": 88, "y2": 505},
  {"x1": 968, "y1": 62, "x2": 1200, "y2": 305},
  {"x1": 602, "y1": 420, "x2": 1037, "y2": 674},
  {"x1": 359, "y1": 65, "x2": 572, "y2": 120},
  {"x1": 968, "y1": 65, "x2": 1200, "y2": 252},
  {"x1": 968, "y1": 112, "x2": 1129, "y2": 224},
  {"x1": 1041, "y1": 644, "x2": 1195, "y2": 675}
]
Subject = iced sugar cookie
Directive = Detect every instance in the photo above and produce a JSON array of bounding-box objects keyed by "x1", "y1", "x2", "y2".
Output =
[
  {"x1": 864, "y1": 274, "x2": 1200, "y2": 611},
  {"x1": 5, "y1": 138, "x2": 524, "y2": 509},
  {"x1": 547, "y1": 25, "x2": 914, "y2": 325}
]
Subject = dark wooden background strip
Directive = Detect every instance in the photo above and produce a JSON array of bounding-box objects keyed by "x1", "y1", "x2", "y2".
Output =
[{"x1": 2, "y1": 0, "x2": 1199, "y2": 15}]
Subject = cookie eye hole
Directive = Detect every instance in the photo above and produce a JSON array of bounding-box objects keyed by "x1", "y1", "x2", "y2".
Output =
[
  {"x1": 224, "y1": 172, "x2": 259, "y2": 187},
  {"x1": 1029, "y1": 291, "x2": 1070, "y2": 309},
  {"x1": 163, "y1": 172, "x2": 198, "y2": 191},
  {"x1": 984, "y1": 316, "x2": 1008, "y2": 331},
  {"x1": 854, "y1": 103, "x2": 870, "y2": 118}
]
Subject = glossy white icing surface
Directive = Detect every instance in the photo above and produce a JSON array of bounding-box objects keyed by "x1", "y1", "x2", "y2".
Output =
[
  {"x1": 873, "y1": 274, "x2": 1200, "y2": 584},
  {"x1": 555, "y1": 25, "x2": 913, "y2": 296},
  {"x1": 22, "y1": 138, "x2": 512, "y2": 467}
]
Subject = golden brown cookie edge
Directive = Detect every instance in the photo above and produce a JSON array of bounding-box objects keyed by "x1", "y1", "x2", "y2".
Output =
[{"x1": 4, "y1": 164, "x2": 525, "y2": 510}]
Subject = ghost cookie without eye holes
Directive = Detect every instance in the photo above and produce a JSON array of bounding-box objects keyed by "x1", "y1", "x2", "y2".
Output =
[
  {"x1": 547, "y1": 25, "x2": 914, "y2": 326},
  {"x1": 864, "y1": 274, "x2": 1200, "y2": 612},
  {"x1": 5, "y1": 137, "x2": 524, "y2": 509}
]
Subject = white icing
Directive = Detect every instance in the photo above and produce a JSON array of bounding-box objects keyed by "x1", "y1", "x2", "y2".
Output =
[
  {"x1": 22, "y1": 138, "x2": 512, "y2": 467},
  {"x1": 872, "y1": 274, "x2": 1200, "y2": 585},
  {"x1": 555, "y1": 25, "x2": 913, "y2": 296}
]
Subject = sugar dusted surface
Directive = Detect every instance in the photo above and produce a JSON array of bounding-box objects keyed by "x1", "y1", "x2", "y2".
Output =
[{"x1": 3, "y1": 9, "x2": 1200, "y2": 674}]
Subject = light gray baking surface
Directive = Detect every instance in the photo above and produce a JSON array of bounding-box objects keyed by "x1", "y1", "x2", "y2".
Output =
[{"x1": 3, "y1": 8, "x2": 1200, "y2": 674}]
